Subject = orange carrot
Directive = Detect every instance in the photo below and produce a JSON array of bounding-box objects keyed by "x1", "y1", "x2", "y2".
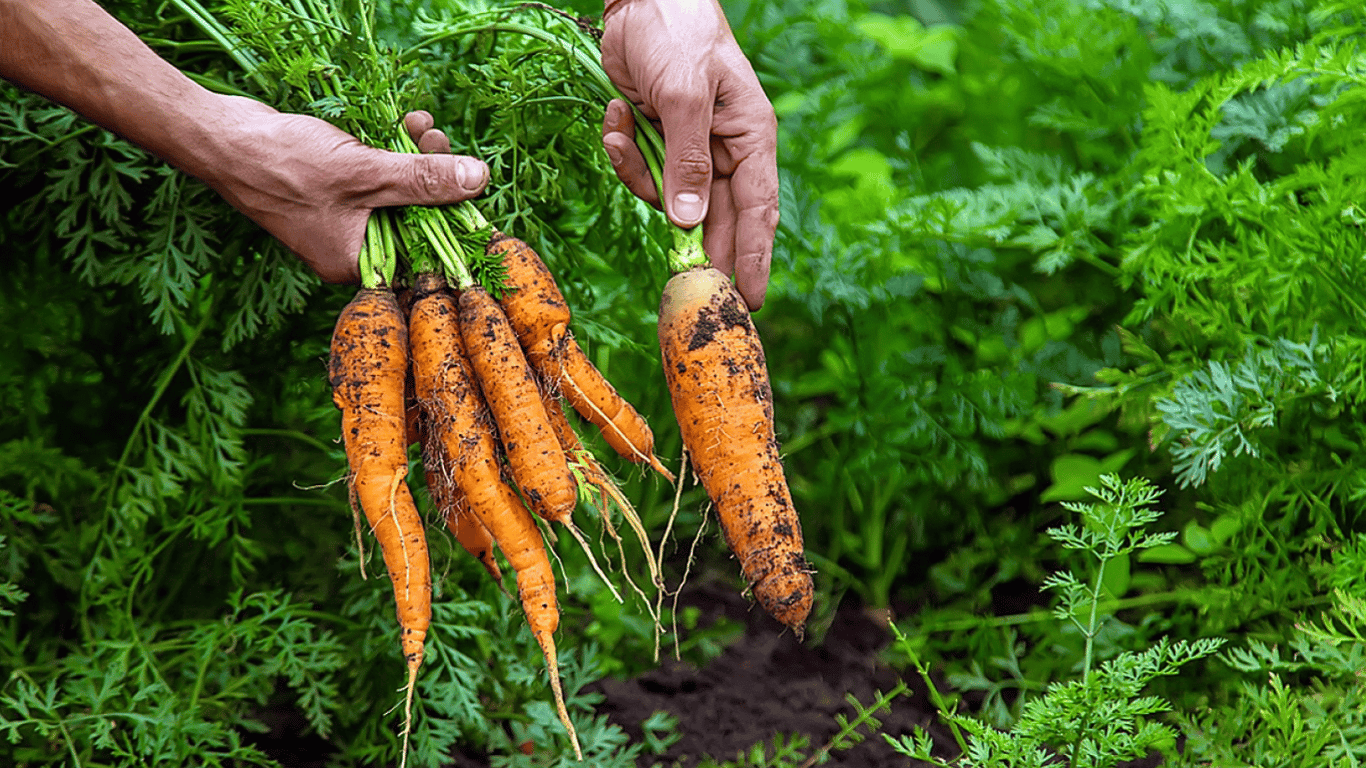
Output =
[
  {"x1": 657, "y1": 267, "x2": 814, "y2": 636},
  {"x1": 456, "y1": 284, "x2": 577, "y2": 525},
  {"x1": 427, "y1": 461, "x2": 504, "y2": 584},
  {"x1": 406, "y1": 273, "x2": 580, "y2": 757},
  {"x1": 328, "y1": 287, "x2": 432, "y2": 745},
  {"x1": 475, "y1": 476, "x2": 581, "y2": 761},
  {"x1": 490, "y1": 232, "x2": 673, "y2": 481},
  {"x1": 405, "y1": 274, "x2": 504, "y2": 583}
]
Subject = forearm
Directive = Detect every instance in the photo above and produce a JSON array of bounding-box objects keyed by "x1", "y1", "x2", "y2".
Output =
[{"x1": 0, "y1": 0, "x2": 231, "y2": 182}]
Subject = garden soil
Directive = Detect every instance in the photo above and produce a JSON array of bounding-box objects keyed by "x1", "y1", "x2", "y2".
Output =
[
  {"x1": 248, "y1": 576, "x2": 950, "y2": 767},
  {"x1": 585, "y1": 577, "x2": 950, "y2": 768}
]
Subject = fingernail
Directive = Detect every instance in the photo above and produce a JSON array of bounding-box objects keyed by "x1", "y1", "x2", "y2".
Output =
[
  {"x1": 606, "y1": 146, "x2": 623, "y2": 166},
  {"x1": 673, "y1": 192, "x2": 704, "y2": 224},
  {"x1": 457, "y1": 159, "x2": 487, "y2": 191}
]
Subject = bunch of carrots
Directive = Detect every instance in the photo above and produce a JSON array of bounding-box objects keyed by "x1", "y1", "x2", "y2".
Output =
[
  {"x1": 330, "y1": 169, "x2": 677, "y2": 762},
  {"x1": 174, "y1": 0, "x2": 814, "y2": 762}
]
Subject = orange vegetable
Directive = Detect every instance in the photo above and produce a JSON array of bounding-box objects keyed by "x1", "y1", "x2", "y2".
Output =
[
  {"x1": 657, "y1": 267, "x2": 813, "y2": 636},
  {"x1": 406, "y1": 273, "x2": 580, "y2": 757},
  {"x1": 457, "y1": 284, "x2": 577, "y2": 525},
  {"x1": 491, "y1": 232, "x2": 673, "y2": 481},
  {"x1": 328, "y1": 287, "x2": 432, "y2": 749}
]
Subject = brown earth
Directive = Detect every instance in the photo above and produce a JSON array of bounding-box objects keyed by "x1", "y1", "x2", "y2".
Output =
[
  {"x1": 587, "y1": 578, "x2": 951, "y2": 767},
  {"x1": 248, "y1": 577, "x2": 951, "y2": 767}
]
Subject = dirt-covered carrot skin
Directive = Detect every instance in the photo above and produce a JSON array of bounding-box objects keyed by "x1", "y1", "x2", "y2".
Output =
[
  {"x1": 490, "y1": 232, "x2": 671, "y2": 479},
  {"x1": 407, "y1": 274, "x2": 579, "y2": 754},
  {"x1": 657, "y1": 267, "x2": 814, "y2": 635},
  {"x1": 456, "y1": 284, "x2": 577, "y2": 525},
  {"x1": 328, "y1": 287, "x2": 432, "y2": 675},
  {"x1": 406, "y1": 274, "x2": 502, "y2": 582}
]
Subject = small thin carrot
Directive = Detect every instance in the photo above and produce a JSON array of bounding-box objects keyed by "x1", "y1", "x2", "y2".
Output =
[
  {"x1": 328, "y1": 287, "x2": 432, "y2": 749},
  {"x1": 489, "y1": 232, "x2": 673, "y2": 481},
  {"x1": 657, "y1": 267, "x2": 814, "y2": 637}
]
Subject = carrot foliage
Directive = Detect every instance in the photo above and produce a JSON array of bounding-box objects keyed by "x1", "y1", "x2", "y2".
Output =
[{"x1": 6, "y1": 0, "x2": 1366, "y2": 765}]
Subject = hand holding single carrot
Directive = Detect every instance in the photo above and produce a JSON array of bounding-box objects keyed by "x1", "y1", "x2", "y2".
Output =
[{"x1": 600, "y1": 0, "x2": 780, "y2": 310}]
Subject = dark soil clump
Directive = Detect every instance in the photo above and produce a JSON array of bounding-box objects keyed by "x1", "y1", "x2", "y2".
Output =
[{"x1": 589, "y1": 579, "x2": 949, "y2": 767}]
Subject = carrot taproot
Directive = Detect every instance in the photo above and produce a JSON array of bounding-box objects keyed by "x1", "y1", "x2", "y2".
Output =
[
  {"x1": 490, "y1": 232, "x2": 673, "y2": 481},
  {"x1": 328, "y1": 287, "x2": 432, "y2": 749},
  {"x1": 405, "y1": 272, "x2": 580, "y2": 757},
  {"x1": 426, "y1": 460, "x2": 504, "y2": 584},
  {"x1": 456, "y1": 284, "x2": 577, "y2": 525},
  {"x1": 657, "y1": 267, "x2": 813, "y2": 636},
  {"x1": 474, "y1": 476, "x2": 581, "y2": 760}
]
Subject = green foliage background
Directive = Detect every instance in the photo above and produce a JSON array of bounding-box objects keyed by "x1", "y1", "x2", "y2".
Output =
[{"x1": 2, "y1": 0, "x2": 1364, "y2": 765}]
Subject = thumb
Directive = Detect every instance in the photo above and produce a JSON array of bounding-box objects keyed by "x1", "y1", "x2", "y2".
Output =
[
  {"x1": 657, "y1": 81, "x2": 716, "y2": 228},
  {"x1": 367, "y1": 151, "x2": 489, "y2": 209}
]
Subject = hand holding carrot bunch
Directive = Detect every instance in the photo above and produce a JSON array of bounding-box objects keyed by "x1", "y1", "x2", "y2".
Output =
[{"x1": 12, "y1": 0, "x2": 808, "y2": 759}]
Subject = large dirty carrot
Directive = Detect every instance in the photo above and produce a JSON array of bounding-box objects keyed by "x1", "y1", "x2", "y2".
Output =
[
  {"x1": 657, "y1": 265, "x2": 814, "y2": 636},
  {"x1": 405, "y1": 271, "x2": 580, "y2": 758},
  {"x1": 537, "y1": 36, "x2": 816, "y2": 635},
  {"x1": 328, "y1": 285, "x2": 432, "y2": 752},
  {"x1": 486, "y1": 231, "x2": 672, "y2": 481}
]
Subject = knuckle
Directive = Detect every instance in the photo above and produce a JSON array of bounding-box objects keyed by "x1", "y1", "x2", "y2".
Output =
[
  {"x1": 411, "y1": 160, "x2": 449, "y2": 198},
  {"x1": 674, "y1": 153, "x2": 712, "y2": 187},
  {"x1": 655, "y1": 81, "x2": 711, "y2": 114},
  {"x1": 762, "y1": 202, "x2": 780, "y2": 231}
]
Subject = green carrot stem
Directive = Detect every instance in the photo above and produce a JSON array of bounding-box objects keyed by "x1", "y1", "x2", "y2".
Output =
[
  {"x1": 668, "y1": 225, "x2": 707, "y2": 273},
  {"x1": 166, "y1": 0, "x2": 271, "y2": 92},
  {"x1": 359, "y1": 215, "x2": 387, "y2": 289},
  {"x1": 416, "y1": 212, "x2": 473, "y2": 289},
  {"x1": 448, "y1": 201, "x2": 490, "y2": 233}
]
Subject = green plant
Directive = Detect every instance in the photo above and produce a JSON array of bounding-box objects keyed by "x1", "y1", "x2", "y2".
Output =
[
  {"x1": 891, "y1": 475, "x2": 1226, "y2": 767},
  {"x1": 1174, "y1": 535, "x2": 1366, "y2": 766}
]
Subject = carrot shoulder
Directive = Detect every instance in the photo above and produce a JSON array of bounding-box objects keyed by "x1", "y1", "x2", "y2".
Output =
[
  {"x1": 657, "y1": 267, "x2": 814, "y2": 636},
  {"x1": 328, "y1": 287, "x2": 432, "y2": 737}
]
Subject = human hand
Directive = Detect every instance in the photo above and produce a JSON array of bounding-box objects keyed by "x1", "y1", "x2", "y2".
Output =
[
  {"x1": 1, "y1": 0, "x2": 488, "y2": 285},
  {"x1": 600, "y1": 0, "x2": 779, "y2": 310},
  {"x1": 203, "y1": 98, "x2": 488, "y2": 283}
]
